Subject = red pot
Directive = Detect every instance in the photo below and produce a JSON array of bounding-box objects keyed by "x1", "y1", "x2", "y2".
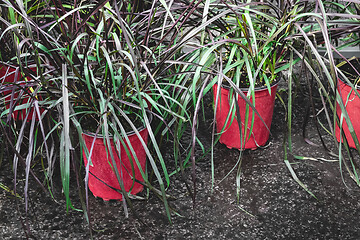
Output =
[
  {"x1": 213, "y1": 83, "x2": 278, "y2": 150},
  {"x1": 82, "y1": 127, "x2": 148, "y2": 201},
  {"x1": 0, "y1": 64, "x2": 39, "y2": 121},
  {"x1": 335, "y1": 79, "x2": 360, "y2": 149}
]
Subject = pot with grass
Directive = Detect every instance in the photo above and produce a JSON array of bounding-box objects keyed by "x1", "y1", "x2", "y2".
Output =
[
  {"x1": 204, "y1": 4, "x2": 295, "y2": 150},
  {"x1": 290, "y1": 0, "x2": 360, "y2": 187},
  {"x1": 49, "y1": 4, "x2": 161, "y2": 201},
  {"x1": 33, "y1": 1, "x2": 204, "y2": 204},
  {"x1": 0, "y1": 64, "x2": 43, "y2": 121},
  {"x1": 0, "y1": 9, "x2": 44, "y2": 122}
]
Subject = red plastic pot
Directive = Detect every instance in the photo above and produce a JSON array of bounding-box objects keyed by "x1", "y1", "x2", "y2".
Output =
[
  {"x1": 213, "y1": 82, "x2": 278, "y2": 150},
  {"x1": 0, "y1": 64, "x2": 39, "y2": 121},
  {"x1": 335, "y1": 79, "x2": 360, "y2": 149},
  {"x1": 82, "y1": 127, "x2": 148, "y2": 201}
]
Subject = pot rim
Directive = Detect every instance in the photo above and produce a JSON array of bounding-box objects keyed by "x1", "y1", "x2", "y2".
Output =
[
  {"x1": 338, "y1": 75, "x2": 360, "y2": 90},
  {"x1": 82, "y1": 111, "x2": 153, "y2": 138},
  {"x1": 215, "y1": 78, "x2": 280, "y2": 92}
]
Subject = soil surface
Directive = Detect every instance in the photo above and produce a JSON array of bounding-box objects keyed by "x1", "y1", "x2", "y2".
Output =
[{"x1": 1, "y1": 81, "x2": 360, "y2": 239}]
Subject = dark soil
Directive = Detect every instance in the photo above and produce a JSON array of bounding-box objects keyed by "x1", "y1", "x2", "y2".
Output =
[{"x1": 1, "y1": 80, "x2": 360, "y2": 239}]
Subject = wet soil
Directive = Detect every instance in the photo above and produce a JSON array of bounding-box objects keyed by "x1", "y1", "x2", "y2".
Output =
[{"x1": 1, "y1": 82, "x2": 360, "y2": 239}]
